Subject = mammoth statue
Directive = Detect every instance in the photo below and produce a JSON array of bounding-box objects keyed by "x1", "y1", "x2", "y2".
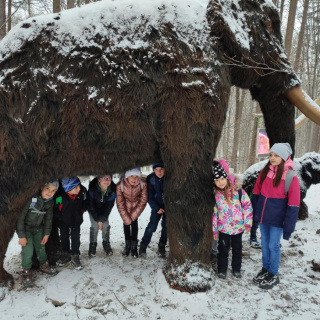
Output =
[{"x1": 0, "y1": 0, "x2": 319, "y2": 292}]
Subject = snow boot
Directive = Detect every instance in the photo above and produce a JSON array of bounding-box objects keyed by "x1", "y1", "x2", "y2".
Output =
[
  {"x1": 232, "y1": 270, "x2": 241, "y2": 278},
  {"x1": 88, "y1": 242, "x2": 97, "y2": 258},
  {"x1": 71, "y1": 254, "x2": 83, "y2": 270},
  {"x1": 131, "y1": 241, "x2": 138, "y2": 258},
  {"x1": 102, "y1": 241, "x2": 113, "y2": 256},
  {"x1": 39, "y1": 262, "x2": 59, "y2": 275},
  {"x1": 157, "y1": 243, "x2": 166, "y2": 258},
  {"x1": 122, "y1": 240, "x2": 131, "y2": 257},
  {"x1": 21, "y1": 269, "x2": 33, "y2": 288},
  {"x1": 139, "y1": 245, "x2": 147, "y2": 258},
  {"x1": 56, "y1": 251, "x2": 71, "y2": 267}
]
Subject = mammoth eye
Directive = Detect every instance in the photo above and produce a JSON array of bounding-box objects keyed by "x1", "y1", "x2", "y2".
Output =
[{"x1": 266, "y1": 21, "x2": 273, "y2": 33}]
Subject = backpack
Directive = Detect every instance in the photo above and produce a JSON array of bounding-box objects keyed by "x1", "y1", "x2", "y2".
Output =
[{"x1": 285, "y1": 169, "x2": 294, "y2": 195}]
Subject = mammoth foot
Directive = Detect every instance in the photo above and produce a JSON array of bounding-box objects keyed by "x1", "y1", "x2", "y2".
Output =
[
  {"x1": 163, "y1": 261, "x2": 214, "y2": 293},
  {"x1": 298, "y1": 201, "x2": 309, "y2": 220},
  {"x1": 0, "y1": 268, "x2": 14, "y2": 289}
]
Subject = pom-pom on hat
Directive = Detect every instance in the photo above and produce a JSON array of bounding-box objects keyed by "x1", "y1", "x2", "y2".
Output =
[
  {"x1": 61, "y1": 177, "x2": 81, "y2": 192},
  {"x1": 125, "y1": 168, "x2": 141, "y2": 179},
  {"x1": 270, "y1": 143, "x2": 292, "y2": 161},
  {"x1": 44, "y1": 181, "x2": 59, "y2": 189},
  {"x1": 213, "y1": 163, "x2": 228, "y2": 180},
  {"x1": 217, "y1": 159, "x2": 229, "y2": 173},
  {"x1": 152, "y1": 161, "x2": 164, "y2": 170}
]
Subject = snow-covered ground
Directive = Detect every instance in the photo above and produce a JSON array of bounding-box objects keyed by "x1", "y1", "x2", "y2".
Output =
[{"x1": 0, "y1": 179, "x2": 319, "y2": 320}]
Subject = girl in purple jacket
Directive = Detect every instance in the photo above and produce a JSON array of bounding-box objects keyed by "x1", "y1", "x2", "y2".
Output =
[
  {"x1": 252, "y1": 143, "x2": 300, "y2": 290},
  {"x1": 212, "y1": 162, "x2": 252, "y2": 279}
]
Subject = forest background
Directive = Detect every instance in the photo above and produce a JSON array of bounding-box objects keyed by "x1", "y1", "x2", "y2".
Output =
[{"x1": 1, "y1": 0, "x2": 319, "y2": 173}]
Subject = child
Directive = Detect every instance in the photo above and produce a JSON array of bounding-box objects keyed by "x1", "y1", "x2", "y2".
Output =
[
  {"x1": 17, "y1": 181, "x2": 59, "y2": 288},
  {"x1": 212, "y1": 162, "x2": 252, "y2": 279},
  {"x1": 139, "y1": 162, "x2": 167, "y2": 258},
  {"x1": 116, "y1": 168, "x2": 147, "y2": 258},
  {"x1": 87, "y1": 174, "x2": 116, "y2": 257},
  {"x1": 54, "y1": 177, "x2": 87, "y2": 270},
  {"x1": 252, "y1": 143, "x2": 300, "y2": 289}
]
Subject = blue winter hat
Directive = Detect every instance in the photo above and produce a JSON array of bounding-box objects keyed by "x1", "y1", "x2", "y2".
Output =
[
  {"x1": 270, "y1": 143, "x2": 292, "y2": 161},
  {"x1": 61, "y1": 177, "x2": 81, "y2": 192},
  {"x1": 152, "y1": 161, "x2": 164, "y2": 170}
]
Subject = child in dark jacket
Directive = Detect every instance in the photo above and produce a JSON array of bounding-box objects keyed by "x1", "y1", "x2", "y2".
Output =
[
  {"x1": 87, "y1": 175, "x2": 116, "y2": 257},
  {"x1": 17, "y1": 181, "x2": 59, "y2": 288},
  {"x1": 252, "y1": 143, "x2": 300, "y2": 289},
  {"x1": 212, "y1": 162, "x2": 252, "y2": 279},
  {"x1": 54, "y1": 177, "x2": 88, "y2": 270},
  {"x1": 139, "y1": 162, "x2": 167, "y2": 258}
]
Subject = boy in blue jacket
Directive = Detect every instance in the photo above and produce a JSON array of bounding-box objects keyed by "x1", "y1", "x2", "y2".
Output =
[{"x1": 139, "y1": 162, "x2": 167, "y2": 257}]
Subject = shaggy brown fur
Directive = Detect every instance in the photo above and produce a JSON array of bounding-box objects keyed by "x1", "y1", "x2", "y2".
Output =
[{"x1": 0, "y1": 0, "x2": 303, "y2": 291}]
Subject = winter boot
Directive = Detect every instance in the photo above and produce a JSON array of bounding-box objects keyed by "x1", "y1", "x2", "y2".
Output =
[
  {"x1": 259, "y1": 272, "x2": 279, "y2": 290},
  {"x1": 39, "y1": 262, "x2": 59, "y2": 275},
  {"x1": 122, "y1": 240, "x2": 131, "y2": 257},
  {"x1": 71, "y1": 254, "x2": 83, "y2": 270},
  {"x1": 139, "y1": 245, "x2": 147, "y2": 258},
  {"x1": 253, "y1": 267, "x2": 269, "y2": 284},
  {"x1": 56, "y1": 251, "x2": 71, "y2": 267},
  {"x1": 131, "y1": 241, "x2": 138, "y2": 258},
  {"x1": 88, "y1": 242, "x2": 97, "y2": 258},
  {"x1": 21, "y1": 269, "x2": 33, "y2": 288},
  {"x1": 102, "y1": 241, "x2": 113, "y2": 256},
  {"x1": 157, "y1": 243, "x2": 166, "y2": 258}
]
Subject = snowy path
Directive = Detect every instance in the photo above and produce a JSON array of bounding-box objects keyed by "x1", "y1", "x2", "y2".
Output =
[{"x1": 0, "y1": 183, "x2": 319, "y2": 320}]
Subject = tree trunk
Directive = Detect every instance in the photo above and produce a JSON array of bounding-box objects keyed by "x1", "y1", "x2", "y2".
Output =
[
  {"x1": 285, "y1": 0, "x2": 298, "y2": 59},
  {"x1": 294, "y1": 0, "x2": 309, "y2": 71},
  {"x1": 67, "y1": 0, "x2": 74, "y2": 9},
  {"x1": 53, "y1": 0, "x2": 61, "y2": 13},
  {"x1": 247, "y1": 102, "x2": 259, "y2": 169},
  {"x1": 0, "y1": 0, "x2": 6, "y2": 39},
  {"x1": 279, "y1": 0, "x2": 285, "y2": 21},
  {"x1": 85, "y1": 0, "x2": 90, "y2": 4}
]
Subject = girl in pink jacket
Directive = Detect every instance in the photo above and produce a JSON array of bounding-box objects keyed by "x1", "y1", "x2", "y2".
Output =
[{"x1": 212, "y1": 162, "x2": 252, "y2": 279}]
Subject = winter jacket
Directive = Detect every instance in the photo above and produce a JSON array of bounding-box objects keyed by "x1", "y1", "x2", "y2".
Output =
[
  {"x1": 54, "y1": 184, "x2": 88, "y2": 227},
  {"x1": 147, "y1": 172, "x2": 164, "y2": 214},
  {"x1": 88, "y1": 178, "x2": 116, "y2": 222},
  {"x1": 251, "y1": 158, "x2": 300, "y2": 240},
  {"x1": 16, "y1": 194, "x2": 54, "y2": 238},
  {"x1": 213, "y1": 188, "x2": 253, "y2": 236},
  {"x1": 116, "y1": 178, "x2": 148, "y2": 225}
]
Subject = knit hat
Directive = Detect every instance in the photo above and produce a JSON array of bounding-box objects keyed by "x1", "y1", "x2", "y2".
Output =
[
  {"x1": 61, "y1": 177, "x2": 81, "y2": 192},
  {"x1": 125, "y1": 168, "x2": 141, "y2": 179},
  {"x1": 270, "y1": 143, "x2": 292, "y2": 161},
  {"x1": 152, "y1": 161, "x2": 164, "y2": 170},
  {"x1": 212, "y1": 163, "x2": 228, "y2": 180},
  {"x1": 217, "y1": 159, "x2": 229, "y2": 173},
  {"x1": 44, "y1": 181, "x2": 59, "y2": 189}
]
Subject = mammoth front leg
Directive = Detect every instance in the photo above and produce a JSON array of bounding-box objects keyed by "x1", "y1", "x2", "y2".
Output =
[{"x1": 160, "y1": 86, "x2": 229, "y2": 292}]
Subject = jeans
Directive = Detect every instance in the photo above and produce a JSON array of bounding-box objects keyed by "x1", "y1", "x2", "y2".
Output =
[
  {"x1": 89, "y1": 214, "x2": 110, "y2": 243},
  {"x1": 259, "y1": 223, "x2": 283, "y2": 275},
  {"x1": 140, "y1": 212, "x2": 167, "y2": 247},
  {"x1": 217, "y1": 232, "x2": 243, "y2": 273},
  {"x1": 123, "y1": 220, "x2": 138, "y2": 241},
  {"x1": 59, "y1": 225, "x2": 81, "y2": 255},
  {"x1": 21, "y1": 229, "x2": 47, "y2": 270}
]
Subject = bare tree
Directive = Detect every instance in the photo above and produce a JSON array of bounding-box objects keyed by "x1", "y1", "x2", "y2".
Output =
[
  {"x1": 0, "y1": 0, "x2": 6, "y2": 39},
  {"x1": 285, "y1": 0, "x2": 298, "y2": 59},
  {"x1": 53, "y1": 0, "x2": 60, "y2": 13},
  {"x1": 67, "y1": 0, "x2": 74, "y2": 8}
]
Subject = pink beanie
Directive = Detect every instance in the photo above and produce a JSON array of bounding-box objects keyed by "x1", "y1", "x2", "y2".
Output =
[{"x1": 217, "y1": 159, "x2": 229, "y2": 173}]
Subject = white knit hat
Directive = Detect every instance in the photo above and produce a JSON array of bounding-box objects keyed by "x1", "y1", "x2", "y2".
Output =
[
  {"x1": 270, "y1": 143, "x2": 292, "y2": 161},
  {"x1": 125, "y1": 168, "x2": 141, "y2": 178}
]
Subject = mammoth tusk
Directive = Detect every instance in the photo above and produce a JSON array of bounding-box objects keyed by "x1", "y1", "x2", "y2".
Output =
[
  {"x1": 295, "y1": 95, "x2": 320, "y2": 130},
  {"x1": 285, "y1": 86, "x2": 320, "y2": 127}
]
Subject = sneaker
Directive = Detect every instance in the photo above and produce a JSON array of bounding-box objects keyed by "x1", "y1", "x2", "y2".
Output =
[
  {"x1": 253, "y1": 267, "x2": 269, "y2": 284},
  {"x1": 102, "y1": 241, "x2": 113, "y2": 256},
  {"x1": 21, "y1": 269, "x2": 33, "y2": 288},
  {"x1": 56, "y1": 253, "x2": 71, "y2": 267},
  {"x1": 157, "y1": 243, "x2": 166, "y2": 258},
  {"x1": 139, "y1": 245, "x2": 147, "y2": 257},
  {"x1": 250, "y1": 239, "x2": 262, "y2": 249},
  {"x1": 71, "y1": 254, "x2": 83, "y2": 270},
  {"x1": 232, "y1": 270, "x2": 241, "y2": 278},
  {"x1": 39, "y1": 262, "x2": 59, "y2": 275},
  {"x1": 259, "y1": 272, "x2": 279, "y2": 290},
  {"x1": 217, "y1": 272, "x2": 227, "y2": 279}
]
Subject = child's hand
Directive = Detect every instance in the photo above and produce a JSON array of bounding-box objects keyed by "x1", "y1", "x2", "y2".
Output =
[
  {"x1": 245, "y1": 227, "x2": 251, "y2": 233},
  {"x1": 41, "y1": 235, "x2": 49, "y2": 245},
  {"x1": 19, "y1": 238, "x2": 27, "y2": 246},
  {"x1": 98, "y1": 222, "x2": 103, "y2": 230},
  {"x1": 213, "y1": 234, "x2": 217, "y2": 240},
  {"x1": 157, "y1": 209, "x2": 165, "y2": 214}
]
